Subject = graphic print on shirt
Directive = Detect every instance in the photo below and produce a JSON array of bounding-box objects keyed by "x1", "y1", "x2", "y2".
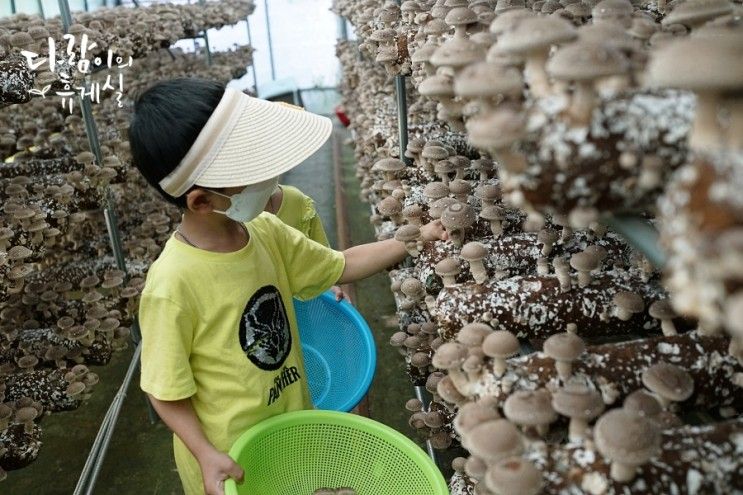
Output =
[{"x1": 239, "y1": 285, "x2": 291, "y2": 371}]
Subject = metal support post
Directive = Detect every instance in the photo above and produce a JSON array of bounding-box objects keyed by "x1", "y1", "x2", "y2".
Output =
[
  {"x1": 37, "y1": 0, "x2": 45, "y2": 18},
  {"x1": 198, "y1": 0, "x2": 213, "y2": 66},
  {"x1": 263, "y1": 0, "x2": 276, "y2": 80},
  {"x1": 245, "y1": 16, "x2": 259, "y2": 92},
  {"x1": 414, "y1": 385, "x2": 441, "y2": 465},
  {"x1": 603, "y1": 214, "x2": 666, "y2": 269},
  {"x1": 395, "y1": 75, "x2": 410, "y2": 164}
]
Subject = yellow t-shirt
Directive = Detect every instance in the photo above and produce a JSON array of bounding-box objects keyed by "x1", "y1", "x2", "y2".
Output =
[
  {"x1": 275, "y1": 185, "x2": 330, "y2": 247},
  {"x1": 138, "y1": 212, "x2": 345, "y2": 495}
]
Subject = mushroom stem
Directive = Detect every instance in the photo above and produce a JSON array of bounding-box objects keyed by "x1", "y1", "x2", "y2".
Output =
[
  {"x1": 493, "y1": 358, "x2": 508, "y2": 377},
  {"x1": 405, "y1": 241, "x2": 420, "y2": 257},
  {"x1": 489, "y1": 219, "x2": 503, "y2": 237},
  {"x1": 524, "y1": 50, "x2": 552, "y2": 98},
  {"x1": 568, "y1": 81, "x2": 596, "y2": 126},
  {"x1": 449, "y1": 369, "x2": 473, "y2": 397},
  {"x1": 556, "y1": 361, "x2": 573, "y2": 380},
  {"x1": 470, "y1": 260, "x2": 488, "y2": 284},
  {"x1": 690, "y1": 91, "x2": 722, "y2": 151},
  {"x1": 610, "y1": 461, "x2": 639, "y2": 483},
  {"x1": 661, "y1": 319, "x2": 677, "y2": 337},
  {"x1": 568, "y1": 418, "x2": 589, "y2": 442},
  {"x1": 577, "y1": 270, "x2": 593, "y2": 288}
]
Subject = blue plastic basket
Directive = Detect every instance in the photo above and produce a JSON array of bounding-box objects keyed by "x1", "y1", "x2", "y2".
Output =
[{"x1": 294, "y1": 291, "x2": 376, "y2": 412}]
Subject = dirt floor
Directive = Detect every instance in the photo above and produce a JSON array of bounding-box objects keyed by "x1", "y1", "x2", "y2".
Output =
[{"x1": 3, "y1": 123, "x2": 447, "y2": 494}]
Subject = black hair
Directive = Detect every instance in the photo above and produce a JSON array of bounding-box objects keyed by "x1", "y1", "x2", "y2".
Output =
[{"x1": 128, "y1": 78, "x2": 226, "y2": 208}]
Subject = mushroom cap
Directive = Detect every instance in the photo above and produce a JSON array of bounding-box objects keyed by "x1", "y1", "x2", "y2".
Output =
[
  {"x1": 66, "y1": 381, "x2": 86, "y2": 396},
  {"x1": 579, "y1": 23, "x2": 642, "y2": 52},
  {"x1": 482, "y1": 330, "x2": 520, "y2": 358},
  {"x1": 457, "y1": 322, "x2": 494, "y2": 346},
  {"x1": 434, "y1": 160, "x2": 456, "y2": 176},
  {"x1": 421, "y1": 145, "x2": 450, "y2": 160},
  {"x1": 570, "y1": 251, "x2": 601, "y2": 272},
  {"x1": 623, "y1": 389, "x2": 663, "y2": 417},
  {"x1": 0, "y1": 404, "x2": 12, "y2": 420},
  {"x1": 646, "y1": 35, "x2": 743, "y2": 91},
  {"x1": 423, "y1": 181, "x2": 451, "y2": 200},
  {"x1": 400, "y1": 277, "x2": 423, "y2": 296},
  {"x1": 466, "y1": 106, "x2": 527, "y2": 150},
  {"x1": 445, "y1": 6, "x2": 479, "y2": 26},
  {"x1": 435, "y1": 257, "x2": 461, "y2": 277},
  {"x1": 648, "y1": 299, "x2": 676, "y2": 320},
  {"x1": 454, "y1": 62, "x2": 524, "y2": 99},
  {"x1": 395, "y1": 224, "x2": 422, "y2": 242},
  {"x1": 475, "y1": 183, "x2": 501, "y2": 201},
  {"x1": 7, "y1": 245, "x2": 33, "y2": 261},
  {"x1": 480, "y1": 205, "x2": 506, "y2": 221},
  {"x1": 461, "y1": 241, "x2": 488, "y2": 262},
  {"x1": 431, "y1": 36, "x2": 485, "y2": 68},
  {"x1": 419, "y1": 74, "x2": 455, "y2": 97},
  {"x1": 453, "y1": 400, "x2": 501, "y2": 435},
  {"x1": 10, "y1": 32, "x2": 34, "y2": 48},
  {"x1": 641, "y1": 362, "x2": 695, "y2": 402},
  {"x1": 663, "y1": 0, "x2": 733, "y2": 27},
  {"x1": 503, "y1": 389, "x2": 557, "y2": 426},
  {"x1": 543, "y1": 332, "x2": 585, "y2": 362},
  {"x1": 373, "y1": 158, "x2": 406, "y2": 174},
  {"x1": 537, "y1": 229, "x2": 559, "y2": 244},
  {"x1": 15, "y1": 406, "x2": 38, "y2": 423},
  {"x1": 591, "y1": 0, "x2": 633, "y2": 19},
  {"x1": 484, "y1": 457, "x2": 542, "y2": 495},
  {"x1": 594, "y1": 409, "x2": 661, "y2": 465},
  {"x1": 497, "y1": 15, "x2": 577, "y2": 55},
  {"x1": 489, "y1": 9, "x2": 535, "y2": 36},
  {"x1": 429, "y1": 197, "x2": 458, "y2": 219},
  {"x1": 471, "y1": 158, "x2": 495, "y2": 172},
  {"x1": 613, "y1": 291, "x2": 645, "y2": 313},
  {"x1": 547, "y1": 41, "x2": 629, "y2": 82},
  {"x1": 441, "y1": 203, "x2": 477, "y2": 229},
  {"x1": 466, "y1": 419, "x2": 524, "y2": 461},
  {"x1": 402, "y1": 204, "x2": 423, "y2": 219},
  {"x1": 377, "y1": 196, "x2": 403, "y2": 216},
  {"x1": 369, "y1": 28, "x2": 397, "y2": 42},
  {"x1": 448, "y1": 179, "x2": 471, "y2": 197},
  {"x1": 551, "y1": 382, "x2": 605, "y2": 420},
  {"x1": 424, "y1": 17, "x2": 450, "y2": 36},
  {"x1": 432, "y1": 341, "x2": 468, "y2": 370},
  {"x1": 583, "y1": 244, "x2": 608, "y2": 261}
]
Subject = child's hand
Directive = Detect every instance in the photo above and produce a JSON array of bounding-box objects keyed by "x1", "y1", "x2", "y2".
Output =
[
  {"x1": 419, "y1": 219, "x2": 449, "y2": 242},
  {"x1": 198, "y1": 447, "x2": 244, "y2": 495},
  {"x1": 331, "y1": 285, "x2": 347, "y2": 302}
]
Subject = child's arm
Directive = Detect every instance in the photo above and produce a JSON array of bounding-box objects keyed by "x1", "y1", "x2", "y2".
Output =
[
  {"x1": 338, "y1": 220, "x2": 447, "y2": 284},
  {"x1": 148, "y1": 395, "x2": 244, "y2": 495}
]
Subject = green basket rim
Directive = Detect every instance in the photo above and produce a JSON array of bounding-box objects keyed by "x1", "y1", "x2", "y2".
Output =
[{"x1": 224, "y1": 410, "x2": 448, "y2": 495}]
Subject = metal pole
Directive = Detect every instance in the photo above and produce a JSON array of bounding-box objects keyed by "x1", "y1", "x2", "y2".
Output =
[
  {"x1": 395, "y1": 75, "x2": 410, "y2": 165},
  {"x1": 263, "y1": 0, "x2": 276, "y2": 80},
  {"x1": 10, "y1": 0, "x2": 16, "y2": 14},
  {"x1": 245, "y1": 17, "x2": 259, "y2": 93},
  {"x1": 604, "y1": 214, "x2": 667, "y2": 268},
  {"x1": 198, "y1": 0, "x2": 213, "y2": 66},
  {"x1": 414, "y1": 385, "x2": 441, "y2": 465},
  {"x1": 338, "y1": 15, "x2": 349, "y2": 41},
  {"x1": 37, "y1": 0, "x2": 45, "y2": 19}
]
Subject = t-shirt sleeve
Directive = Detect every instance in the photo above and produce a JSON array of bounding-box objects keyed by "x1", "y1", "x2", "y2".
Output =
[
  {"x1": 272, "y1": 218, "x2": 345, "y2": 301},
  {"x1": 138, "y1": 293, "x2": 197, "y2": 401},
  {"x1": 307, "y1": 208, "x2": 331, "y2": 248}
]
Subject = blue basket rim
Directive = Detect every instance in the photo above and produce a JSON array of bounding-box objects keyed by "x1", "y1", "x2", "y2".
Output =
[{"x1": 296, "y1": 290, "x2": 377, "y2": 412}]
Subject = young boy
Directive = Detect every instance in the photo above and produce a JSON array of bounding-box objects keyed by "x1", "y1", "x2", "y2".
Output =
[{"x1": 128, "y1": 78, "x2": 446, "y2": 495}]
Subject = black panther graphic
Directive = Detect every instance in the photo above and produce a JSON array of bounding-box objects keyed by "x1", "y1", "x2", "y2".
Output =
[{"x1": 238, "y1": 285, "x2": 291, "y2": 371}]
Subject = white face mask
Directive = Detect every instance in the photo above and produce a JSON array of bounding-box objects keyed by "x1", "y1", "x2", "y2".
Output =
[{"x1": 210, "y1": 177, "x2": 279, "y2": 223}]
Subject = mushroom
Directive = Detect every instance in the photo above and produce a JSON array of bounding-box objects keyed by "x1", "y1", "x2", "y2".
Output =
[
  {"x1": 434, "y1": 159, "x2": 456, "y2": 184},
  {"x1": 641, "y1": 362, "x2": 694, "y2": 410},
  {"x1": 372, "y1": 157, "x2": 406, "y2": 182},
  {"x1": 466, "y1": 105, "x2": 528, "y2": 174},
  {"x1": 594, "y1": 409, "x2": 661, "y2": 482},
  {"x1": 648, "y1": 300, "x2": 678, "y2": 336},
  {"x1": 471, "y1": 158, "x2": 495, "y2": 181},
  {"x1": 591, "y1": 0, "x2": 634, "y2": 27},
  {"x1": 428, "y1": 197, "x2": 457, "y2": 219},
  {"x1": 537, "y1": 229, "x2": 559, "y2": 256},
  {"x1": 420, "y1": 145, "x2": 450, "y2": 174},
  {"x1": 453, "y1": 399, "x2": 501, "y2": 437},
  {"x1": 551, "y1": 382, "x2": 605, "y2": 441},
  {"x1": 482, "y1": 330, "x2": 520, "y2": 377},
  {"x1": 553, "y1": 257, "x2": 572, "y2": 292},
  {"x1": 536, "y1": 257, "x2": 550, "y2": 276},
  {"x1": 0, "y1": 403, "x2": 12, "y2": 431},
  {"x1": 395, "y1": 224, "x2": 422, "y2": 257},
  {"x1": 484, "y1": 457, "x2": 542, "y2": 495},
  {"x1": 377, "y1": 196, "x2": 404, "y2": 224},
  {"x1": 422, "y1": 181, "x2": 450, "y2": 205},
  {"x1": 547, "y1": 40, "x2": 630, "y2": 126},
  {"x1": 432, "y1": 342, "x2": 471, "y2": 396},
  {"x1": 570, "y1": 251, "x2": 601, "y2": 288},
  {"x1": 435, "y1": 258, "x2": 461, "y2": 287},
  {"x1": 436, "y1": 375, "x2": 468, "y2": 405},
  {"x1": 464, "y1": 455, "x2": 488, "y2": 479},
  {"x1": 646, "y1": 34, "x2": 743, "y2": 151},
  {"x1": 612, "y1": 291, "x2": 645, "y2": 321},
  {"x1": 496, "y1": 15, "x2": 577, "y2": 98},
  {"x1": 402, "y1": 204, "x2": 424, "y2": 226},
  {"x1": 440, "y1": 202, "x2": 476, "y2": 246},
  {"x1": 543, "y1": 332, "x2": 585, "y2": 380},
  {"x1": 503, "y1": 388, "x2": 557, "y2": 436},
  {"x1": 480, "y1": 205, "x2": 506, "y2": 237},
  {"x1": 463, "y1": 419, "x2": 524, "y2": 463},
  {"x1": 474, "y1": 183, "x2": 501, "y2": 208},
  {"x1": 400, "y1": 278, "x2": 426, "y2": 310},
  {"x1": 461, "y1": 242, "x2": 489, "y2": 284},
  {"x1": 662, "y1": 0, "x2": 733, "y2": 29},
  {"x1": 457, "y1": 322, "x2": 494, "y2": 348},
  {"x1": 623, "y1": 389, "x2": 663, "y2": 419},
  {"x1": 448, "y1": 178, "x2": 471, "y2": 203},
  {"x1": 14, "y1": 406, "x2": 38, "y2": 435}
]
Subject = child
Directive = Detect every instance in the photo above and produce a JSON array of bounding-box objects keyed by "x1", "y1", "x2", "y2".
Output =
[
  {"x1": 128, "y1": 78, "x2": 446, "y2": 495},
  {"x1": 265, "y1": 183, "x2": 346, "y2": 300}
]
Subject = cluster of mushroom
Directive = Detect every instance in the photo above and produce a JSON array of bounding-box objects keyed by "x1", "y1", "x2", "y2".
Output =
[
  {"x1": 0, "y1": 0, "x2": 255, "y2": 106},
  {"x1": 0, "y1": 3, "x2": 257, "y2": 480},
  {"x1": 338, "y1": 0, "x2": 743, "y2": 493}
]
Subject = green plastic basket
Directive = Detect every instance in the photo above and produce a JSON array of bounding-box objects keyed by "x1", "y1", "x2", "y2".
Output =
[{"x1": 225, "y1": 410, "x2": 448, "y2": 495}]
